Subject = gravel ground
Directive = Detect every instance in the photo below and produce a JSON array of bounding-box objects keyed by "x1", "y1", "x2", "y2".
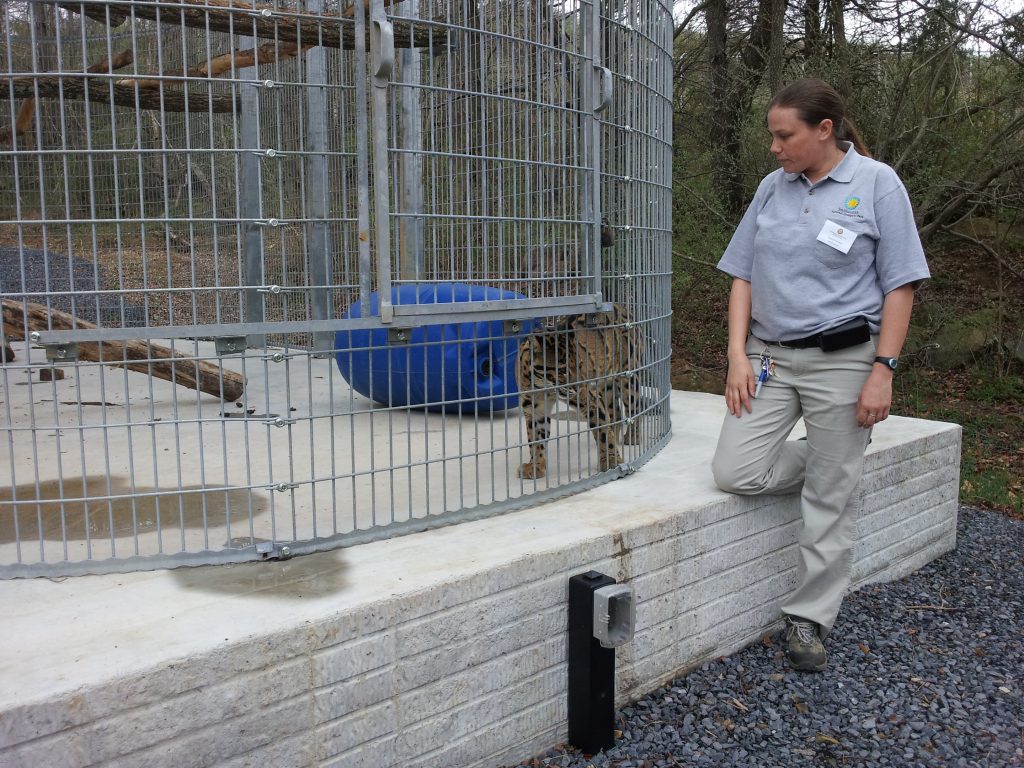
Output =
[
  {"x1": 510, "y1": 506, "x2": 1024, "y2": 768},
  {"x1": 0, "y1": 245, "x2": 145, "y2": 326}
]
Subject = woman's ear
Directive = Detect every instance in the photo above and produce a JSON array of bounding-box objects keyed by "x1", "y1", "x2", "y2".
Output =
[{"x1": 818, "y1": 118, "x2": 834, "y2": 140}]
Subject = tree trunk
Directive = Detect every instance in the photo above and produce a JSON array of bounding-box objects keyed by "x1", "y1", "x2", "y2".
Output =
[
  {"x1": 828, "y1": 0, "x2": 850, "y2": 98},
  {"x1": 766, "y1": 0, "x2": 786, "y2": 95},
  {"x1": 804, "y1": 0, "x2": 823, "y2": 60},
  {"x1": 706, "y1": 0, "x2": 746, "y2": 213}
]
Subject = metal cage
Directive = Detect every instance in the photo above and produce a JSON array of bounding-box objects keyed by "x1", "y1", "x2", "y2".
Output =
[{"x1": 0, "y1": 0, "x2": 674, "y2": 577}]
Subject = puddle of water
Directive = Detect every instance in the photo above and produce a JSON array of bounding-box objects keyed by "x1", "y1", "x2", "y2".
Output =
[
  {"x1": 0, "y1": 476, "x2": 265, "y2": 543},
  {"x1": 0, "y1": 476, "x2": 350, "y2": 597}
]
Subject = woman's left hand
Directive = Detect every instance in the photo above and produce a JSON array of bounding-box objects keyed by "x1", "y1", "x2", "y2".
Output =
[{"x1": 856, "y1": 368, "x2": 893, "y2": 428}]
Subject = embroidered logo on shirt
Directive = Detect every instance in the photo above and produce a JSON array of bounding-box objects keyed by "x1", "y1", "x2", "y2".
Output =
[{"x1": 831, "y1": 195, "x2": 866, "y2": 219}]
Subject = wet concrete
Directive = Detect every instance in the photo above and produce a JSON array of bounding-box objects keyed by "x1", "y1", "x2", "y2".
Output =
[
  {"x1": 169, "y1": 549, "x2": 350, "y2": 597},
  {"x1": 0, "y1": 476, "x2": 267, "y2": 544}
]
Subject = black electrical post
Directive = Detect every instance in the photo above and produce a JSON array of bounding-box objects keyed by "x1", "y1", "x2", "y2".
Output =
[{"x1": 567, "y1": 570, "x2": 617, "y2": 754}]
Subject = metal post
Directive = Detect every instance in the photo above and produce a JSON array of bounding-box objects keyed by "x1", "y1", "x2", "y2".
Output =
[
  {"x1": 398, "y1": 0, "x2": 424, "y2": 282},
  {"x1": 306, "y1": 0, "x2": 334, "y2": 355},
  {"x1": 568, "y1": 570, "x2": 617, "y2": 754},
  {"x1": 240, "y1": 35, "x2": 265, "y2": 348},
  {"x1": 370, "y1": 0, "x2": 395, "y2": 321},
  {"x1": 583, "y1": 0, "x2": 606, "y2": 304},
  {"x1": 354, "y1": 0, "x2": 373, "y2": 316}
]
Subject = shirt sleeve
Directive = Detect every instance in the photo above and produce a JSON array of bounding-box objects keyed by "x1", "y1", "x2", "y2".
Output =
[
  {"x1": 873, "y1": 171, "x2": 930, "y2": 293},
  {"x1": 716, "y1": 175, "x2": 773, "y2": 282}
]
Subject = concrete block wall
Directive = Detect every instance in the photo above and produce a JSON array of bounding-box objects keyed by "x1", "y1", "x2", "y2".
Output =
[{"x1": 0, "y1": 393, "x2": 961, "y2": 768}]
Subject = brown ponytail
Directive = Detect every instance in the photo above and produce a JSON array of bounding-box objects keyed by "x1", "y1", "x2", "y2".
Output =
[{"x1": 769, "y1": 79, "x2": 872, "y2": 158}]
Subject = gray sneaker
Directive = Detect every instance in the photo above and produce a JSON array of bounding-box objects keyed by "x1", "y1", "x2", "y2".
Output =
[{"x1": 783, "y1": 616, "x2": 827, "y2": 672}]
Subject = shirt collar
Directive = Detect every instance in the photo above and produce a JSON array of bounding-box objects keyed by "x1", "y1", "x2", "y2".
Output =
[{"x1": 784, "y1": 141, "x2": 859, "y2": 184}]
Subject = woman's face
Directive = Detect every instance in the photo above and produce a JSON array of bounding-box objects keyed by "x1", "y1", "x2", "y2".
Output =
[{"x1": 767, "y1": 106, "x2": 835, "y2": 179}]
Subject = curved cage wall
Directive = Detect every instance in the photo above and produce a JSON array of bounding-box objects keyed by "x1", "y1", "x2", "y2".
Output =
[{"x1": 0, "y1": 0, "x2": 674, "y2": 578}]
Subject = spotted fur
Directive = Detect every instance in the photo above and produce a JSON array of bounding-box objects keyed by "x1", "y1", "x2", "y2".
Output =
[{"x1": 515, "y1": 305, "x2": 644, "y2": 478}]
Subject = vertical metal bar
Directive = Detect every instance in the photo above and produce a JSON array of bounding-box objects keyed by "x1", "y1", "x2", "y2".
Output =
[
  {"x1": 354, "y1": 0, "x2": 373, "y2": 316},
  {"x1": 240, "y1": 33, "x2": 265, "y2": 347},
  {"x1": 588, "y1": 0, "x2": 604, "y2": 302},
  {"x1": 306, "y1": 0, "x2": 334, "y2": 354},
  {"x1": 371, "y1": 0, "x2": 394, "y2": 319},
  {"x1": 398, "y1": 0, "x2": 424, "y2": 283}
]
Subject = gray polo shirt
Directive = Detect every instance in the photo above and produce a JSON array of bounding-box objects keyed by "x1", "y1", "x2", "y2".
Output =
[{"x1": 717, "y1": 143, "x2": 930, "y2": 341}]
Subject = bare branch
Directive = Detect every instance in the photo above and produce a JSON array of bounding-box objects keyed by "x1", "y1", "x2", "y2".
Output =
[
  {"x1": 674, "y1": 0, "x2": 714, "y2": 40},
  {"x1": 673, "y1": 250, "x2": 721, "y2": 269},
  {"x1": 906, "y1": 0, "x2": 1024, "y2": 67},
  {"x1": 945, "y1": 230, "x2": 1024, "y2": 285},
  {"x1": 920, "y1": 155, "x2": 1024, "y2": 242}
]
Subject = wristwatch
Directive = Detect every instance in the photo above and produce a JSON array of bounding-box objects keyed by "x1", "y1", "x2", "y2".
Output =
[{"x1": 874, "y1": 356, "x2": 899, "y2": 371}]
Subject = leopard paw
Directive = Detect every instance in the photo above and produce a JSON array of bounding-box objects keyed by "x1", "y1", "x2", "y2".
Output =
[{"x1": 518, "y1": 460, "x2": 546, "y2": 479}]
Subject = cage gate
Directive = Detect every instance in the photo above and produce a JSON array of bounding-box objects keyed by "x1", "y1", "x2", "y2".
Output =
[{"x1": 0, "y1": 0, "x2": 674, "y2": 577}]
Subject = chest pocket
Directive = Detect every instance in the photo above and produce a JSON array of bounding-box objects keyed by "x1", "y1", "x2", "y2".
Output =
[{"x1": 812, "y1": 226, "x2": 873, "y2": 270}]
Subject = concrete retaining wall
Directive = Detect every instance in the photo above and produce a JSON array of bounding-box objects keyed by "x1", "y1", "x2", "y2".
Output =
[{"x1": 0, "y1": 392, "x2": 961, "y2": 768}]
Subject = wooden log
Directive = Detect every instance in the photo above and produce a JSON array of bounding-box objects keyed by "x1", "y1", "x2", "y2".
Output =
[
  {"x1": 1, "y1": 50, "x2": 133, "y2": 144},
  {"x1": 39, "y1": 367, "x2": 65, "y2": 382},
  {"x1": 13, "y1": 99, "x2": 34, "y2": 135},
  {"x1": 2, "y1": 300, "x2": 246, "y2": 402},
  {"x1": 56, "y1": 0, "x2": 445, "y2": 50},
  {"x1": 116, "y1": 41, "x2": 313, "y2": 90},
  {"x1": 2, "y1": 76, "x2": 240, "y2": 114}
]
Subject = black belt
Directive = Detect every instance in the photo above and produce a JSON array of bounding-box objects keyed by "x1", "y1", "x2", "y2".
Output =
[
  {"x1": 761, "y1": 317, "x2": 871, "y2": 351},
  {"x1": 771, "y1": 333, "x2": 823, "y2": 349}
]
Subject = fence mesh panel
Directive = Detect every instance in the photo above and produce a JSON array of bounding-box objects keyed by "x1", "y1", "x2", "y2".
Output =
[{"x1": 0, "y1": 0, "x2": 674, "y2": 577}]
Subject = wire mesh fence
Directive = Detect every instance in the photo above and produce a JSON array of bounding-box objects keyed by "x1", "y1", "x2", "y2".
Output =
[{"x1": 0, "y1": 0, "x2": 674, "y2": 577}]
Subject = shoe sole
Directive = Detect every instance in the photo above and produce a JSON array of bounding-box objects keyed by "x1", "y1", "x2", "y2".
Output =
[{"x1": 787, "y1": 657, "x2": 827, "y2": 672}]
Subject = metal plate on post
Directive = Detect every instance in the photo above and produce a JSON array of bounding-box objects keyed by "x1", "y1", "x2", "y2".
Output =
[
  {"x1": 215, "y1": 337, "x2": 248, "y2": 355},
  {"x1": 387, "y1": 327, "x2": 411, "y2": 345},
  {"x1": 43, "y1": 343, "x2": 78, "y2": 363}
]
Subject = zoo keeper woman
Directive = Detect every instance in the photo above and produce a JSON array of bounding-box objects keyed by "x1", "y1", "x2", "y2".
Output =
[{"x1": 711, "y1": 78, "x2": 931, "y2": 672}]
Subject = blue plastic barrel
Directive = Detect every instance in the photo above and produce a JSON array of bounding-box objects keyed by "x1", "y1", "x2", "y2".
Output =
[{"x1": 334, "y1": 283, "x2": 537, "y2": 413}]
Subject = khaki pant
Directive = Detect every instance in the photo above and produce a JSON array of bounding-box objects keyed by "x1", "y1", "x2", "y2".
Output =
[{"x1": 711, "y1": 335, "x2": 875, "y2": 637}]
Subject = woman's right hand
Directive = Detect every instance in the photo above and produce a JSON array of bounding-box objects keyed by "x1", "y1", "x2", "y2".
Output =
[
  {"x1": 725, "y1": 350, "x2": 756, "y2": 417},
  {"x1": 723, "y1": 278, "x2": 755, "y2": 417}
]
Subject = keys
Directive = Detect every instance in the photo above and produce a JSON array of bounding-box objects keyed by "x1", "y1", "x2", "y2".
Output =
[{"x1": 754, "y1": 349, "x2": 775, "y2": 398}]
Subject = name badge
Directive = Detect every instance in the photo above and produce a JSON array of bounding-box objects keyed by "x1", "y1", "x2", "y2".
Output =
[{"x1": 816, "y1": 219, "x2": 857, "y2": 254}]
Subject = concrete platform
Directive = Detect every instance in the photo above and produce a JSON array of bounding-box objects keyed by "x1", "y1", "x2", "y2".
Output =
[
  {"x1": 0, "y1": 339, "x2": 663, "y2": 574},
  {"x1": 0, "y1": 391, "x2": 961, "y2": 768}
]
